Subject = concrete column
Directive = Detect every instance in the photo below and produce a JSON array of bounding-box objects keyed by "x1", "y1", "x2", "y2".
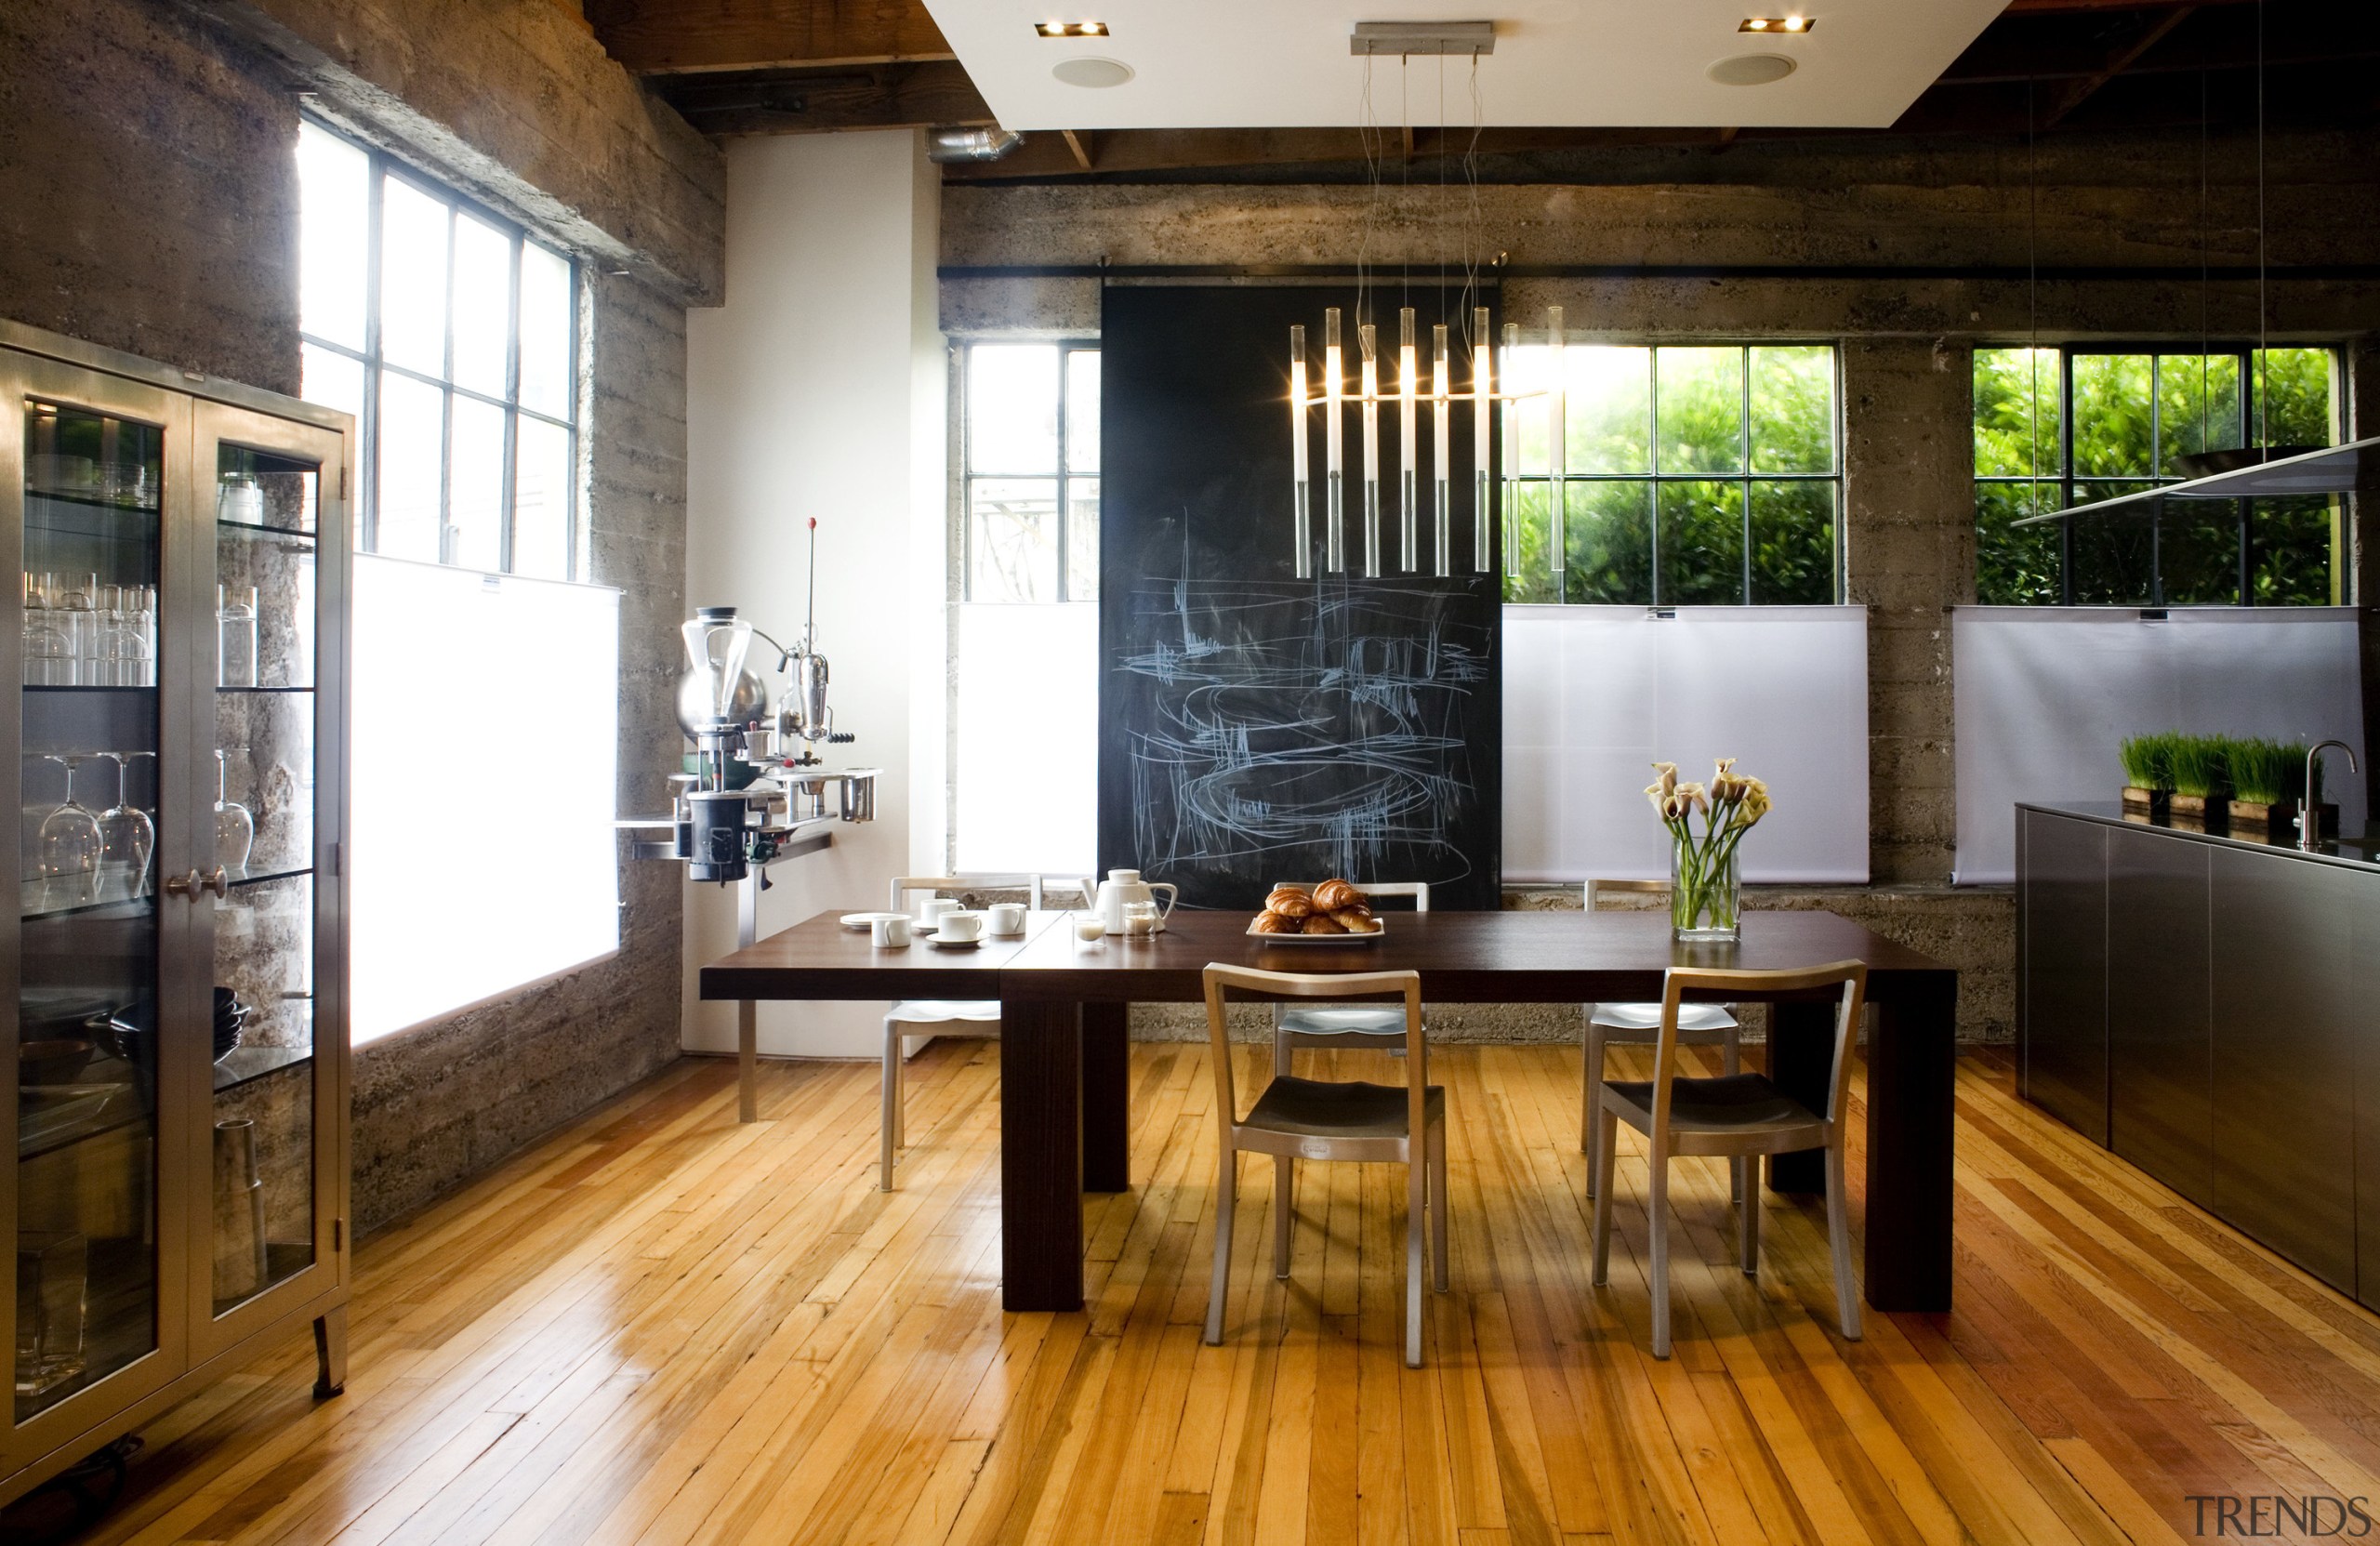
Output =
[{"x1": 1842, "y1": 338, "x2": 1973, "y2": 884}]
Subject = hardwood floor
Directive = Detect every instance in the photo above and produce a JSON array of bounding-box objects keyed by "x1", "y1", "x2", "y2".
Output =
[{"x1": 49, "y1": 1041, "x2": 2380, "y2": 1546}]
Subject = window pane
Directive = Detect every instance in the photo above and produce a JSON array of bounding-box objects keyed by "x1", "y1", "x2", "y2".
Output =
[
  {"x1": 1749, "y1": 481, "x2": 1835, "y2": 603},
  {"x1": 2155, "y1": 500, "x2": 2243, "y2": 604},
  {"x1": 1563, "y1": 347, "x2": 1650, "y2": 475},
  {"x1": 379, "y1": 178, "x2": 451, "y2": 378},
  {"x1": 2071, "y1": 355, "x2": 2153, "y2": 477},
  {"x1": 1563, "y1": 480, "x2": 1652, "y2": 603},
  {"x1": 296, "y1": 123, "x2": 369, "y2": 350},
  {"x1": 969, "y1": 346, "x2": 1060, "y2": 474},
  {"x1": 519, "y1": 243, "x2": 574, "y2": 419},
  {"x1": 1656, "y1": 348, "x2": 1745, "y2": 476},
  {"x1": 376, "y1": 371, "x2": 444, "y2": 561},
  {"x1": 451, "y1": 215, "x2": 512, "y2": 399},
  {"x1": 2155, "y1": 354, "x2": 2242, "y2": 473},
  {"x1": 1065, "y1": 350, "x2": 1101, "y2": 473},
  {"x1": 448, "y1": 395, "x2": 506, "y2": 574},
  {"x1": 1506, "y1": 353, "x2": 1552, "y2": 477},
  {"x1": 300, "y1": 344, "x2": 364, "y2": 420},
  {"x1": 1975, "y1": 482, "x2": 2063, "y2": 605},
  {"x1": 1066, "y1": 477, "x2": 1099, "y2": 601},
  {"x1": 2254, "y1": 349, "x2": 2334, "y2": 447},
  {"x1": 2066, "y1": 482, "x2": 2155, "y2": 604},
  {"x1": 1974, "y1": 349, "x2": 2061, "y2": 479},
  {"x1": 514, "y1": 418, "x2": 575, "y2": 580},
  {"x1": 1749, "y1": 347, "x2": 1833, "y2": 474},
  {"x1": 1500, "y1": 481, "x2": 1557, "y2": 603},
  {"x1": 969, "y1": 478, "x2": 1060, "y2": 602},
  {"x1": 2251, "y1": 496, "x2": 2338, "y2": 604},
  {"x1": 1657, "y1": 480, "x2": 1746, "y2": 603}
]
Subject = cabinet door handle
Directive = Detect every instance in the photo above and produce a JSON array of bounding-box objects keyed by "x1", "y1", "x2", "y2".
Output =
[{"x1": 164, "y1": 867, "x2": 230, "y2": 901}]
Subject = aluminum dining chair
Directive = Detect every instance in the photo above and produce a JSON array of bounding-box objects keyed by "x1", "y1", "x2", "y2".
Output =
[
  {"x1": 1202, "y1": 963, "x2": 1448, "y2": 1368},
  {"x1": 1580, "y1": 879, "x2": 1741, "y2": 1203},
  {"x1": 1268, "y1": 881, "x2": 1430, "y2": 1071},
  {"x1": 1591, "y1": 959, "x2": 1866, "y2": 1358},
  {"x1": 877, "y1": 872, "x2": 1089, "y2": 1190}
]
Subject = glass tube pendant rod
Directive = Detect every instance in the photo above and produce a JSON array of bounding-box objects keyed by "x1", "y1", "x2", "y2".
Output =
[
  {"x1": 1289, "y1": 324, "x2": 1312, "y2": 578},
  {"x1": 1398, "y1": 308, "x2": 1419, "y2": 574},
  {"x1": 1546, "y1": 305, "x2": 1566, "y2": 577},
  {"x1": 1324, "y1": 309, "x2": 1345, "y2": 572},
  {"x1": 1432, "y1": 323, "x2": 1451, "y2": 578},
  {"x1": 1359, "y1": 323, "x2": 1381, "y2": 577}
]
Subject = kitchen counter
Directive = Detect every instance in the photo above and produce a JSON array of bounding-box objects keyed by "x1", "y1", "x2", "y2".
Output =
[
  {"x1": 2019, "y1": 799, "x2": 2380, "y2": 869},
  {"x1": 2016, "y1": 802, "x2": 2380, "y2": 1310}
]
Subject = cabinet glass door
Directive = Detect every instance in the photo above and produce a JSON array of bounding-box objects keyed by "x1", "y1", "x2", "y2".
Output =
[
  {"x1": 192, "y1": 404, "x2": 341, "y2": 1341},
  {"x1": 11, "y1": 382, "x2": 178, "y2": 1423}
]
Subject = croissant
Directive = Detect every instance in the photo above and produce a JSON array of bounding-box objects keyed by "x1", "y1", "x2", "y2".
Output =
[
  {"x1": 1302, "y1": 912, "x2": 1348, "y2": 934},
  {"x1": 1267, "y1": 892, "x2": 1316, "y2": 918},
  {"x1": 1250, "y1": 911, "x2": 1297, "y2": 933},
  {"x1": 1332, "y1": 908, "x2": 1382, "y2": 933},
  {"x1": 1313, "y1": 879, "x2": 1363, "y2": 911}
]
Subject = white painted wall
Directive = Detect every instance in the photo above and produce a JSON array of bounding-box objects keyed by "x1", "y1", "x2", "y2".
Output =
[{"x1": 682, "y1": 129, "x2": 946, "y2": 1058}]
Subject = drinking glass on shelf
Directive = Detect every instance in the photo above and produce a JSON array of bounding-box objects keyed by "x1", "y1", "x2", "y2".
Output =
[
  {"x1": 59, "y1": 575, "x2": 97, "y2": 684},
  {"x1": 215, "y1": 749, "x2": 254, "y2": 876},
  {"x1": 37, "y1": 755, "x2": 105, "y2": 910},
  {"x1": 21, "y1": 574, "x2": 71, "y2": 686},
  {"x1": 96, "y1": 752, "x2": 155, "y2": 903},
  {"x1": 218, "y1": 585, "x2": 257, "y2": 689}
]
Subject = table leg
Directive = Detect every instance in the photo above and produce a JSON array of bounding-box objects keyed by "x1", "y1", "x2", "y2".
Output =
[
  {"x1": 1863, "y1": 976, "x2": 1957, "y2": 1312},
  {"x1": 1082, "y1": 1001, "x2": 1131, "y2": 1193},
  {"x1": 738, "y1": 998, "x2": 758, "y2": 1124},
  {"x1": 1001, "y1": 993, "x2": 1085, "y2": 1312},
  {"x1": 1765, "y1": 1000, "x2": 1833, "y2": 1194}
]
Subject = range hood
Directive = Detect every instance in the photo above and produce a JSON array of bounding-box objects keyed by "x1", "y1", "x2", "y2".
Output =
[{"x1": 2011, "y1": 435, "x2": 2380, "y2": 526}]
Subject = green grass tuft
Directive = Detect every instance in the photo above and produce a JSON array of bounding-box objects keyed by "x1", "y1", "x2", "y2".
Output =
[
  {"x1": 2226, "y1": 737, "x2": 2296, "y2": 805},
  {"x1": 2168, "y1": 735, "x2": 2230, "y2": 800},
  {"x1": 2118, "y1": 732, "x2": 2179, "y2": 791}
]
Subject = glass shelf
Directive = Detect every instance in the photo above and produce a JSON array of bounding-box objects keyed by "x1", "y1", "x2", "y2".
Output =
[
  {"x1": 24, "y1": 487, "x2": 160, "y2": 516},
  {"x1": 227, "y1": 865, "x2": 311, "y2": 891},
  {"x1": 18, "y1": 1077, "x2": 146, "y2": 1163},
  {"x1": 215, "y1": 686, "x2": 313, "y2": 695},
  {"x1": 23, "y1": 684, "x2": 156, "y2": 695},
  {"x1": 212, "y1": 1045, "x2": 311, "y2": 1094},
  {"x1": 20, "y1": 889, "x2": 152, "y2": 924},
  {"x1": 218, "y1": 519, "x2": 317, "y2": 543}
]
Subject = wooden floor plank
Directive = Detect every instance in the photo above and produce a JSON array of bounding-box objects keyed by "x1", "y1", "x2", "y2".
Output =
[{"x1": 29, "y1": 1043, "x2": 2380, "y2": 1546}]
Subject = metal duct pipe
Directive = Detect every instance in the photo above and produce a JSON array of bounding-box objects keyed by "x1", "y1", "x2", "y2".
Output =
[{"x1": 927, "y1": 127, "x2": 1025, "y2": 163}]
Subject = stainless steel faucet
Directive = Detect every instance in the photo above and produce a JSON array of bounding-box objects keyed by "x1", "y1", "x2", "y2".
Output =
[{"x1": 2302, "y1": 740, "x2": 2358, "y2": 851}]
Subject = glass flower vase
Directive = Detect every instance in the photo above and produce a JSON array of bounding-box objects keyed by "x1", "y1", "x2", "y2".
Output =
[{"x1": 1671, "y1": 839, "x2": 1741, "y2": 943}]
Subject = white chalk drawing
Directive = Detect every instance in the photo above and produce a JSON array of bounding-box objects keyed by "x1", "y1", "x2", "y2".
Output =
[{"x1": 1112, "y1": 575, "x2": 1491, "y2": 887}]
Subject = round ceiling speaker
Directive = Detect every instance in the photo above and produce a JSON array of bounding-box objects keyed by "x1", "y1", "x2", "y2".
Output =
[
  {"x1": 1052, "y1": 56, "x2": 1134, "y2": 88},
  {"x1": 1707, "y1": 53, "x2": 1796, "y2": 86}
]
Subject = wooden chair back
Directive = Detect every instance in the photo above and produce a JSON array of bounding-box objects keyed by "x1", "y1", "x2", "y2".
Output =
[
  {"x1": 1203, "y1": 964, "x2": 1425, "y2": 1146},
  {"x1": 1652, "y1": 960, "x2": 1866, "y2": 1145}
]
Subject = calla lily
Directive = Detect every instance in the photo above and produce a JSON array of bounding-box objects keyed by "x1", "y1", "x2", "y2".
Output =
[{"x1": 1645, "y1": 756, "x2": 1774, "y2": 936}]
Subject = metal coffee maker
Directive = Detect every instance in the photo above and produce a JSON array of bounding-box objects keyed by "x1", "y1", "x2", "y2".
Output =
[{"x1": 676, "y1": 607, "x2": 761, "y2": 882}]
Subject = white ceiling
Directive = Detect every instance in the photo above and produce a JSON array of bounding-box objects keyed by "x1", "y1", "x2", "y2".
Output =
[{"x1": 919, "y1": 0, "x2": 2010, "y2": 132}]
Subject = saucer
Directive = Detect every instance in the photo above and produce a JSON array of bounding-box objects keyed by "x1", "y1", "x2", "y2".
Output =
[
  {"x1": 927, "y1": 937, "x2": 983, "y2": 951},
  {"x1": 841, "y1": 912, "x2": 908, "y2": 931}
]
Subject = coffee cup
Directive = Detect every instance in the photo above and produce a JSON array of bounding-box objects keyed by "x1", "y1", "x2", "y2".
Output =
[
  {"x1": 870, "y1": 915, "x2": 912, "y2": 948},
  {"x1": 917, "y1": 896, "x2": 958, "y2": 929},
  {"x1": 937, "y1": 910, "x2": 985, "y2": 943},
  {"x1": 987, "y1": 902, "x2": 1028, "y2": 935}
]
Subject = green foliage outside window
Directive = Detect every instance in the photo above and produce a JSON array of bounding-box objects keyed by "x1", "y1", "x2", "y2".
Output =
[
  {"x1": 1972, "y1": 346, "x2": 2341, "y2": 607},
  {"x1": 1502, "y1": 343, "x2": 1838, "y2": 605}
]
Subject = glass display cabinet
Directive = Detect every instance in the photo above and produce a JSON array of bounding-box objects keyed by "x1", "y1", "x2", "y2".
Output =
[{"x1": 0, "y1": 320, "x2": 349, "y2": 1508}]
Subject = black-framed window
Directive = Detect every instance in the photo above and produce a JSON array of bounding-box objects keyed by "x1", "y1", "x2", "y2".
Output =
[
  {"x1": 960, "y1": 341, "x2": 1100, "y2": 602},
  {"x1": 294, "y1": 118, "x2": 585, "y2": 581},
  {"x1": 1974, "y1": 345, "x2": 2343, "y2": 606},
  {"x1": 1500, "y1": 343, "x2": 1841, "y2": 605}
]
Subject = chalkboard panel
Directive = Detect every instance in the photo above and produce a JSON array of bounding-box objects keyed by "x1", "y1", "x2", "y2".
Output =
[{"x1": 1098, "y1": 284, "x2": 1502, "y2": 911}]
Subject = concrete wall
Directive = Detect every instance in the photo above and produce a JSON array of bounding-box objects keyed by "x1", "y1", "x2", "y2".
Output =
[
  {"x1": 683, "y1": 129, "x2": 945, "y2": 1059},
  {"x1": 940, "y1": 124, "x2": 2380, "y2": 1042},
  {"x1": 0, "y1": 0, "x2": 722, "y2": 1231}
]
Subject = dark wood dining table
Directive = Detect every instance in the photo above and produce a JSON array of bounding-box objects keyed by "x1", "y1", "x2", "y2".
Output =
[{"x1": 701, "y1": 907, "x2": 1959, "y2": 1315}]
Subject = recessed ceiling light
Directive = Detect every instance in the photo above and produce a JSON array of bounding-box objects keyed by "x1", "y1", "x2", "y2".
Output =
[
  {"x1": 1051, "y1": 56, "x2": 1133, "y2": 87},
  {"x1": 1035, "y1": 20, "x2": 1109, "y2": 37},
  {"x1": 1708, "y1": 53, "x2": 1797, "y2": 86},
  {"x1": 1739, "y1": 16, "x2": 1815, "y2": 32}
]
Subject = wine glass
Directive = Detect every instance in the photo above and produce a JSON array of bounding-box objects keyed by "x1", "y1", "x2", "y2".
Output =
[
  {"x1": 37, "y1": 755, "x2": 104, "y2": 910},
  {"x1": 215, "y1": 748, "x2": 254, "y2": 876},
  {"x1": 96, "y1": 751, "x2": 155, "y2": 902}
]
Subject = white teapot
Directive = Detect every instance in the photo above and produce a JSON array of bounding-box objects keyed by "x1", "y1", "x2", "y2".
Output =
[{"x1": 1094, "y1": 868, "x2": 1178, "y2": 934}]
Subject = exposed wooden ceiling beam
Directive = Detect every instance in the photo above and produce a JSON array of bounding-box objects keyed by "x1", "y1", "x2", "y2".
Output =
[
  {"x1": 586, "y1": 0, "x2": 951, "y2": 75},
  {"x1": 656, "y1": 59, "x2": 989, "y2": 132},
  {"x1": 2041, "y1": 3, "x2": 2196, "y2": 124}
]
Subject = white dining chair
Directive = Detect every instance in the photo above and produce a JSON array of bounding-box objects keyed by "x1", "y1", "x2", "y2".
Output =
[
  {"x1": 1267, "y1": 881, "x2": 1430, "y2": 1073},
  {"x1": 1592, "y1": 961, "x2": 1867, "y2": 1359},
  {"x1": 1203, "y1": 963, "x2": 1448, "y2": 1367},
  {"x1": 1581, "y1": 878, "x2": 1742, "y2": 1203},
  {"x1": 878, "y1": 873, "x2": 1089, "y2": 1190}
]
